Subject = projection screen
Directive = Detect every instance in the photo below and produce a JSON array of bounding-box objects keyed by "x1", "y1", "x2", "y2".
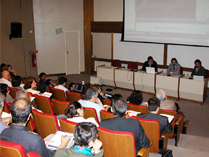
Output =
[{"x1": 122, "y1": 0, "x2": 209, "y2": 47}]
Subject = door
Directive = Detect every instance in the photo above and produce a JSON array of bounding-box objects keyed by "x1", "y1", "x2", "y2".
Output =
[{"x1": 65, "y1": 31, "x2": 80, "y2": 75}]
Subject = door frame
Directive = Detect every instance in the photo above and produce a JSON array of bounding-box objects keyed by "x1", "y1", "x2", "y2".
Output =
[{"x1": 65, "y1": 30, "x2": 81, "y2": 75}]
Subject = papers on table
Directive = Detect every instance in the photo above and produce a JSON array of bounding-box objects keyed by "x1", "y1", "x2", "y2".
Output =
[
  {"x1": 146, "y1": 67, "x2": 155, "y2": 74},
  {"x1": 193, "y1": 75, "x2": 204, "y2": 81},
  {"x1": 160, "y1": 114, "x2": 174, "y2": 123},
  {"x1": 42, "y1": 92, "x2": 52, "y2": 98},
  {"x1": 127, "y1": 110, "x2": 141, "y2": 117},
  {"x1": 1, "y1": 112, "x2": 11, "y2": 118},
  {"x1": 47, "y1": 131, "x2": 74, "y2": 150}
]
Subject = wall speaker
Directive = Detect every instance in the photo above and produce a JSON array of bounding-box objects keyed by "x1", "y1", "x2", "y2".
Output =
[{"x1": 9, "y1": 22, "x2": 22, "y2": 39}]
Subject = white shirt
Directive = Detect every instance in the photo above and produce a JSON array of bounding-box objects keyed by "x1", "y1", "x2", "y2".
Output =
[
  {"x1": 0, "y1": 78, "x2": 12, "y2": 87},
  {"x1": 54, "y1": 85, "x2": 69, "y2": 96},
  {"x1": 78, "y1": 99, "x2": 103, "y2": 123}
]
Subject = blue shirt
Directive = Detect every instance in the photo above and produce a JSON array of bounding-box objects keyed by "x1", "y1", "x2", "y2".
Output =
[{"x1": 0, "y1": 120, "x2": 7, "y2": 134}]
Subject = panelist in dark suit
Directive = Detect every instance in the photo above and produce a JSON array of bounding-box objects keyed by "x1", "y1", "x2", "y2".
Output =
[
  {"x1": 142, "y1": 56, "x2": 158, "y2": 72},
  {"x1": 191, "y1": 59, "x2": 205, "y2": 77},
  {"x1": 100, "y1": 98, "x2": 150, "y2": 154},
  {"x1": 137, "y1": 97, "x2": 173, "y2": 136}
]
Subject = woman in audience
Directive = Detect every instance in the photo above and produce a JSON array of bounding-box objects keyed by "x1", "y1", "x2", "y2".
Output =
[
  {"x1": 65, "y1": 102, "x2": 99, "y2": 127},
  {"x1": 106, "y1": 94, "x2": 123, "y2": 113},
  {"x1": 91, "y1": 84, "x2": 104, "y2": 103},
  {"x1": 6, "y1": 64, "x2": 16, "y2": 77},
  {"x1": 12, "y1": 75, "x2": 23, "y2": 90},
  {"x1": 23, "y1": 76, "x2": 40, "y2": 95},
  {"x1": 127, "y1": 90, "x2": 147, "y2": 106},
  {"x1": 0, "y1": 83, "x2": 14, "y2": 103},
  {"x1": 54, "y1": 122, "x2": 103, "y2": 157}
]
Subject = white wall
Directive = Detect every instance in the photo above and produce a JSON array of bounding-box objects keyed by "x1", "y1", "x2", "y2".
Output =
[{"x1": 33, "y1": 0, "x2": 84, "y2": 74}]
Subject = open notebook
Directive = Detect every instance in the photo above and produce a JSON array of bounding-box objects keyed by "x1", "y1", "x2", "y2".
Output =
[{"x1": 160, "y1": 114, "x2": 174, "y2": 123}]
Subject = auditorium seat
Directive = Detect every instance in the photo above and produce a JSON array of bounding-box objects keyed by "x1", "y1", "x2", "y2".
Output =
[
  {"x1": 0, "y1": 140, "x2": 41, "y2": 157},
  {"x1": 83, "y1": 107, "x2": 100, "y2": 124},
  {"x1": 98, "y1": 127, "x2": 149, "y2": 157},
  {"x1": 32, "y1": 109, "x2": 60, "y2": 139},
  {"x1": 26, "y1": 116, "x2": 36, "y2": 132},
  {"x1": 127, "y1": 103, "x2": 148, "y2": 114},
  {"x1": 66, "y1": 91, "x2": 82, "y2": 102},
  {"x1": 59, "y1": 118, "x2": 77, "y2": 133},
  {"x1": 51, "y1": 98, "x2": 70, "y2": 115},
  {"x1": 131, "y1": 116, "x2": 169, "y2": 156},
  {"x1": 34, "y1": 94, "x2": 54, "y2": 114},
  {"x1": 127, "y1": 61, "x2": 138, "y2": 70},
  {"x1": 103, "y1": 99, "x2": 111, "y2": 106},
  {"x1": 100, "y1": 110, "x2": 114, "y2": 121},
  {"x1": 50, "y1": 87, "x2": 66, "y2": 101},
  {"x1": 111, "y1": 59, "x2": 121, "y2": 68},
  {"x1": 8, "y1": 87, "x2": 18, "y2": 99},
  {"x1": 3, "y1": 101, "x2": 10, "y2": 113}
]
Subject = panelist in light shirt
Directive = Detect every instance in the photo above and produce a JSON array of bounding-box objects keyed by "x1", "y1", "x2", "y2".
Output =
[
  {"x1": 191, "y1": 59, "x2": 205, "y2": 77},
  {"x1": 142, "y1": 56, "x2": 158, "y2": 72},
  {"x1": 167, "y1": 58, "x2": 181, "y2": 75}
]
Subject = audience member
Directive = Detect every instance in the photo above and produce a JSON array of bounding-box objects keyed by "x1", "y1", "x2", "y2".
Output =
[
  {"x1": 69, "y1": 83, "x2": 76, "y2": 92},
  {"x1": 54, "y1": 122, "x2": 103, "y2": 157},
  {"x1": 39, "y1": 72, "x2": 46, "y2": 84},
  {"x1": 12, "y1": 75, "x2": 23, "y2": 90},
  {"x1": 23, "y1": 76, "x2": 40, "y2": 95},
  {"x1": 6, "y1": 64, "x2": 16, "y2": 77},
  {"x1": 78, "y1": 87, "x2": 104, "y2": 122},
  {"x1": 36, "y1": 72, "x2": 47, "y2": 93},
  {"x1": 127, "y1": 90, "x2": 147, "y2": 106},
  {"x1": 65, "y1": 102, "x2": 99, "y2": 126},
  {"x1": 0, "y1": 83, "x2": 14, "y2": 103},
  {"x1": 137, "y1": 97, "x2": 173, "y2": 136},
  {"x1": 107, "y1": 94, "x2": 123, "y2": 113},
  {"x1": 0, "y1": 63, "x2": 6, "y2": 72},
  {"x1": 100, "y1": 98, "x2": 150, "y2": 154},
  {"x1": 55, "y1": 77, "x2": 69, "y2": 95},
  {"x1": 142, "y1": 56, "x2": 158, "y2": 72},
  {"x1": 167, "y1": 58, "x2": 181, "y2": 75},
  {"x1": 46, "y1": 79, "x2": 56, "y2": 87},
  {"x1": 92, "y1": 84, "x2": 104, "y2": 103},
  {"x1": 191, "y1": 59, "x2": 205, "y2": 77},
  {"x1": 0, "y1": 70, "x2": 12, "y2": 87},
  {"x1": 0, "y1": 97, "x2": 8, "y2": 133},
  {"x1": 0, "y1": 98, "x2": 70, "y2": 157}
]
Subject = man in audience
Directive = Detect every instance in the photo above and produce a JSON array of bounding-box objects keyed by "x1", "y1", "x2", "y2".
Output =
[
  {"x1": 167, "y1": 58, "x2": 181, "y2": 75},
  {"x1": 137, "y1": 97, "x2": 173, "y2": 136},
  {"x1": 37, "y1": 72, "x2": 47, "y2": 93},
  {"x1": 78, "y1": 87, "x2": 104, "y2": 122},
  {"x1": 0, "y1": 70, "x2": 12, "y2": 87},
  {"x1": 191, "y1": 59, "x2": 205, "y2": 77},
  {"x1": 100, "y1": 98, "x2": 150, "y2": 154},
  {"x1": 39, "y1": 72, "x2": 46, "y2": 84},
  {"x1": 142, "y1": 56, "x2": 158, "y2": 72},
  {"x1": 69, "y1": 83, "x2": 76, "y2": 92},
  {"x1": 1, "y1": 63, "x2": 6, "y2": 72},
  {"x1": 54, "y1": 77, "x2": 69, "y2": 94},
  {"x1": 0, "y1": 98, "x2": 70, "y2": 157},
  {"x1": 46, "y1": 79, "x2": 56, "y2": 87},
  {"x1": 0, "y1": 97, "x2": 8, "y2": 133}
]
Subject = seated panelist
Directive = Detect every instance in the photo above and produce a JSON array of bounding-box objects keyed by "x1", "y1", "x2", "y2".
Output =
[
  {"x1": 166, "y1": 58, "x2": 181, "y2": 75},
  {"x1": 191, "y1": 59, "x2": 205, "y2": 77},
  {"x1": 142, "y1": 56, "x2": 158, "y2": 72}
]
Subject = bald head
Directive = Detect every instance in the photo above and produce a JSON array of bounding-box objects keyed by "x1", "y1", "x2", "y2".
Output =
[
  {"x1": 10, "y1": 98, "x2": 32, "y2": 124},
  {"x1": 2, "y1": 70, "x2": 10, "y2": 80}
]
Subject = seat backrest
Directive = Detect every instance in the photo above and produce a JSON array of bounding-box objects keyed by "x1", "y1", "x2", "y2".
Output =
[
  {"x1": 59, "y1": 118, "x2": 77, "y2": 133},
  {"x1": 131, "y1": 116, "x2": 160, "y2": 153},
  {"x1": 127, "y1": 62, "x2": 138, "y2": 70},
  {"x1": 82, "y1": 94, "x2": 86, "y2": 100},
  {"x1": 0, "y1": 139, "x2": 28, "y2": 157},
  {"x1": 158, "y1": 109, "x2": 175, "y2": 138},
  {"x1": 180, "y1": 67, "x2": 183, "y2": 75},
  {"x1": 103, "y1": 99, "x2": 111, "y2": 106},
  {"x1": 34, "y1": 94, "x2": 54, "y2": 114},
  {"x1": 45, "y1": 86, "x2": 51, "y2": 93},
  {"x1": 26, "y1": 116, "x2": 36, "y2": 132},
  {"x1": 83, "y1": 107, "x2": 100, "y2": 124},
  {"x1": 100, "y1": 110, "x2": 114, "y2": 121},
  {"x1": 66, "y1": 91, "x2": 81, "y2": 102},
  {"x1": 50, "y1": 87, "x2": 66, "y2": 101},
  {"x1": 51, "y1": 99, "x2": 70, "y2": 115},
  {"x1": 32, "y1": 109, "x2": 60, "y2": 139},
  {"x1": 111, "y1": 59, "x2": 121, "y2": 68},
  {"x1": 127, "y1": 103, "x2": 148, "y2": 114},
  {"x1": 3, "y1": 101, "x2": 10, "y2": 113},
  {"x1": 98, "y1": 127, "x2": 136, "y2": 157},
  {"x1": 8, "y1": 87, "x2": 18, "y2": 99},
  {"x1": 27, "y1": 151, "x2": 42, "y2": 157}
]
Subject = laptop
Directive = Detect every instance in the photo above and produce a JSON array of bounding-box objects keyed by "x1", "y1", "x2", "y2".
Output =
[{"x1": 146, "y1": 67, "x2": 155, "y2": 74}]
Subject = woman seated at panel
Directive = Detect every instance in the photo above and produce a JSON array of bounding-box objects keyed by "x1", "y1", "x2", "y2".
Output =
[
  {"x1": 54, "y1": 122, "x2": 103, "y2": 157},
  {"x1": 23, "y1": 76, "x2": 40, "y2": 95},
  {"x1": 127, "y1": 90, "x2": 147, "y2": 106},
  {"x1": 65, "y1": 102, "x2": 99, "y2": 127}
]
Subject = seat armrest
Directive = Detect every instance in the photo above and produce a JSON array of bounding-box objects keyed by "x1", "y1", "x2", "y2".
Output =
[
  {"x1": 184, "y1": 120, "x2": 189, "y2": 127},
  {"x1": 137, "y1": 147, "x2": 149, "y2": 157},
  {"x1": 175, "y1": 116, "x2": 183, "y2": 125},
  {"x1": 174, "y1": 116, "x2": 183, "y2": 146},
  {"x1": 161, "y1": 131, "x2": 169, "y2": 139},
  {"x1": 161, "y1": 131, "x2": 169, "y2": 156}
]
